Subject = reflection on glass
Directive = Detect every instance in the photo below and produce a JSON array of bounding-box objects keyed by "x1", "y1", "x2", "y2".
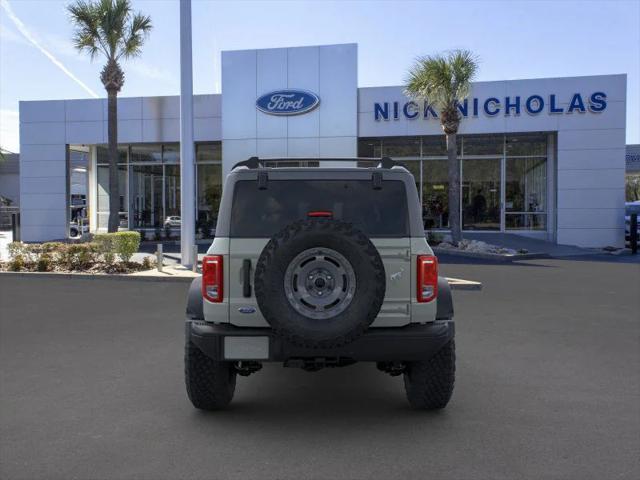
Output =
[
  {"x1": 462, "y1": 158, "x2": 501, "y2": 230},
  {"x1": 505, "y1": 157, "x2": 547, "y2": 230},
  {"x1": 196, "y1": 143, "x2": 222, "y2": 162},
  {"x1": 164, "y1": 165, "x2": 180, "y2": 219},
  {"x1": 96, "y1": 145, "x2": 127, "y2": 164},
  {"x1": 381, "y1": 137, "x2": 420, "y2": 158},
  {"x1": 130, "y1": 144, "x2": 162, "y2": 163},
  {"x1": 463, "y1": 135, "x2": 503, "y2": 156},
  {"x1": 506, "y1": 133, "x2": 547, "y2": 156},
  {"x1": 196, "y1": 164, "x2": 222, "y2": 238},
  {"x1": 402, "y1": 160, "x2": 421, "y2": 202},
  {"x1": 130, "y1": 165, "x2": 163, "y2": 228},
  {"x1": 163, "y1": 144, "x2": 180, "y2": 163},
  {"x1": 423, "y1": 160, "x2": 449, "y2": 229},
  {"x1": 97, "y1": 164, "x2": 128, "y2": 229}
]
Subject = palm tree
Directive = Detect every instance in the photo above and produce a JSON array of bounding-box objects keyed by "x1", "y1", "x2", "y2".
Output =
[
  {"x1": 68, "y1": 0, "x2": 152, "y2": 232},
  {"x1": 405, "y1": 50, "x2": 478, "y2": 244}
]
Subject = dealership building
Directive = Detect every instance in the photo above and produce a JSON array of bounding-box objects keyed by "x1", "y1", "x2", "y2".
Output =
[{"x1": 18, "y1": 43, "x2": 627, "y2": 247}]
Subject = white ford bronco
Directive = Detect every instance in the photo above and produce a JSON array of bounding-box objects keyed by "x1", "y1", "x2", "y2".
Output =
[{"x1": 185, "y1": 157, "x2": 455, "y2": 410}]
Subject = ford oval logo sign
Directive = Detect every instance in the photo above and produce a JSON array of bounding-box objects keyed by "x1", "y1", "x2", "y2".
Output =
[{"x1": 256, "y1": 89, "x2": 320, "y2": 116}]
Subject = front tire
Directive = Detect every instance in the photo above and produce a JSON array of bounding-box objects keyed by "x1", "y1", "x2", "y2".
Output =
[
  {"x1": 185, "y1": 330, "x2": 236, "y2": 410},
  {"x1": 403, "y1": 340, "x2": 455, "y2": 410}
]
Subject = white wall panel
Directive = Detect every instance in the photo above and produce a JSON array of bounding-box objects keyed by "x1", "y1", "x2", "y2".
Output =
[
  {"x1": 557, "y1": 228, "x2": 624, "y2": 248},
  {"x1": 20, "y1": 144, "x2": 67, "y2": 162},
  {"x1": 557, "y1": 169, "x2": 624, "y2": 190},
  {"x1": 20, "y1": 225, "x2": 67, "y2": 242},
  {"x1": 257, "y1": 138, "x2": 287, "y2": 158},
  {"x1": 557, "y1": 129, "x2": 625, "y2": 151},
  {"x1": 194, "y1": 117, "x2": 222, "y2": 142},
  {"x1": 319, "y1": 44, "x2": 357, "y2": 138},
  {"x1": 557, "y1": 188, "x2": 625, "y2": 209},
  {"x1": 20, "y1": 122, "x2": 65, "y2": 145},
  {"x1": 20, "y1": 177, "x2": 66, "y2": 195},
  {"x1": 194, "y1": 94, "x2": 221, "y2": 118},
  {"x1": 288, "y1": 138, "x2": 320, "y2": 157},
  {"x1": 319, "y1": 137, "x2": 357, "y2": 157},
  {"x1": 557, "y1": 148, "x2": 625, "y2": 170},
  {"x1": 66, "y1": 99, "x2": 104, "y2": 122},
  {"x1": 222, "y1": 49, "x2": 257, "y2": 139},
  {"x1": 142, "y1": 96, "x2": 179, "y2": 119},
  {"x1": 142, "y1": 118, "x2": 180, "y2": 142},
  {"x1": 287, "y1": 46, "x2": 320, "y2": 138},
  {"x1": 66, "y1": 121, "x2": 104, "y2": 144},
  {"x1": 19, "y1": 161, "x2": 66, "y2": 178},
  {"x1": 557, "y1": 208, "x2": 625, "y2": 229},
  {"x1": 20, "y1": 100, "x2": 65, "y2": 123}
]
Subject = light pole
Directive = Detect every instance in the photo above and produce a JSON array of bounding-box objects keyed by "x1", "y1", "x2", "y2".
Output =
[{"x1": 179, "y1": 0, "x2": 195, "y2": 267}]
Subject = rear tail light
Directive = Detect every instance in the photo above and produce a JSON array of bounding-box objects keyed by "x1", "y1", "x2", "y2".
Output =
[
  {"x1": 417, "y1": 255, "x2": 438, "y2": 302},
  {"x1": 202, "y1": 255, "x2": 223, "y2": 302},
  {"x1": 307, "y1": 211, "x2": 333, "y2": 218}
]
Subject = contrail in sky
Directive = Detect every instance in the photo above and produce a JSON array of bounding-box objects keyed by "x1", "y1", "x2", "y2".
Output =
[{"x1": 1, "y1": 0, "x2": 100, "y2": 98}]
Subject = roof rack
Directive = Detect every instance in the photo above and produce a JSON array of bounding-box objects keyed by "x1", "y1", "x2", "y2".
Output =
[{"x1": 231, "y1": 156, "x2": 404, "y2": 171}]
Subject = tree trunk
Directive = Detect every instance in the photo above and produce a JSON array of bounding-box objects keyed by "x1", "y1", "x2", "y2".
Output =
[
  {"x1": 107, "y1": 89, "x2": 119, "y2": 233},
  {"x1": 447, "y1": 132, "x2": 462, "y2": 244}
]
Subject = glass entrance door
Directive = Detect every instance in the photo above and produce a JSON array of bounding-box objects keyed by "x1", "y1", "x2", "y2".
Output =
[{"x1": 462, "y1": 158, "x2": 502, "y2": 230}]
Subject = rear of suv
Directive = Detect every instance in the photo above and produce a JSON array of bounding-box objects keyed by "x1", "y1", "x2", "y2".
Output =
[{"x1": 185, "y1": 157, "x2": 455, "y2": 410}]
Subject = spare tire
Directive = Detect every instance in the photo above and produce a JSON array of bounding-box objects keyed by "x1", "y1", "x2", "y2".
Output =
[{"x1": 254, "y1": 219, "x2": 385, "y2": 348}]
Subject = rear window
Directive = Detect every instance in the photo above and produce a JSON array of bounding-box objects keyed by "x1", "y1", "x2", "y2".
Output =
[{"x1": 230, "y1": 180, "x2": 409, "y2": 237}]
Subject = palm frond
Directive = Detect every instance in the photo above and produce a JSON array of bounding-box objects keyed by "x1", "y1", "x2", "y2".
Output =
[
  {"x1": 405, "y1": 49, "x2": 479, "y2": 111},
  {"x1": 118, "y1": 13, "x2": 152, "y2": 60}
]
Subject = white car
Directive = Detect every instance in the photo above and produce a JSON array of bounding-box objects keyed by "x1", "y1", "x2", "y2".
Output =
[{"x1": 164, "y1": 216, "x2": 181, "y2": 228}]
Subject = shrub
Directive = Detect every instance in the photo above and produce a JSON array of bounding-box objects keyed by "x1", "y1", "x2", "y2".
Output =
[
  {"x1": 113, "y1": 231, "x2": 140, "y2": 263},
  {"x1": 141, "y1": 256, "x2": 154, "y2": 270},
  {"x1": 94, "y1": 233, "x2": 116, "y2": 265},
  {"x1": 7, "y1": 242, "x2": 27, "y2": 260},
  {"x1": 56, "y1": 243, "x2": 98, "y2": 270},
  {"x1": 8, "y1": 254, "x2": 25, "y2": 271},
  {"x1": 36, "y1": 253, "x2": 52, "y2": 272}
]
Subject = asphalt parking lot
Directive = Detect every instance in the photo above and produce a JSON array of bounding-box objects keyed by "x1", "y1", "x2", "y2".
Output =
[{"x1": 1, "y1": 256, "x2": 639, "y2": 480}]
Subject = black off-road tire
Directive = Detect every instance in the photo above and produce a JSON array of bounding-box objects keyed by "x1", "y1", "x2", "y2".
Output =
[
  {"x1": 403, "y1": 340, "x2": 456, "y2": 410},
  {"x1": 185, "y1": 329, "x2": 236, "y2": 410},
  {"x1": 254, "y1": 219, "x2": 385, "y2": 349}
]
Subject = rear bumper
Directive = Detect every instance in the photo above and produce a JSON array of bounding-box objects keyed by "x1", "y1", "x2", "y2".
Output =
[{"x1": 188, "y1": 321, "x2": 455, "y2": 362}]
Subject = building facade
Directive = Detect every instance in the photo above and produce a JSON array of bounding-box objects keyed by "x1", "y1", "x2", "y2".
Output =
[{"x1": 19, "y1": 43, "x2": 627, "y2": 247}]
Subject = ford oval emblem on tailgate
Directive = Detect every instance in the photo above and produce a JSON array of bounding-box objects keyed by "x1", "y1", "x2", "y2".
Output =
[
  {"x1": 238, "y1": 306, "x2": 256, "y2": 314},
  {"x1": 256, "y1": 89, "x2": 320, "y2": 116}
]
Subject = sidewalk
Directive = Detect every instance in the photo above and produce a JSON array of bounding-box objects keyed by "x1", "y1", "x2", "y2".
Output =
[{"x1": 462, "y1": 232, "x2": 602, "y2": 258}]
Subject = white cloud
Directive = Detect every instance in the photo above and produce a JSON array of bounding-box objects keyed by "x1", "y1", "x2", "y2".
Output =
[
  {"x1": 0, "y1": 0, "x2": 99, "y2": 98},
  {"x1": 0, "y1": 109, "x2": 19, "y2": 153}
]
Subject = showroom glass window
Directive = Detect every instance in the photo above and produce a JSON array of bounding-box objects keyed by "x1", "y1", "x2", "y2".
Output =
[
  {"x1": 196, "y1": 143, "x2": 222, "y2": 239},
  {"x1": 358, "y1": 133, "x2": 548, "y2": 232},
  {"x1": 96, "y1": 146, "x2": 128, "y2": 230}
]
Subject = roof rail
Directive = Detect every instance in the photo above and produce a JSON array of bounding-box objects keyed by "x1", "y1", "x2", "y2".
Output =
[{"x1": 230, "y1": 156, "x2": 404, "y2": 171}]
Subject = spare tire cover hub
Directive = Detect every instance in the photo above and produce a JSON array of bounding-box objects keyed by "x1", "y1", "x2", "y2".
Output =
[{"x1": 284, "y1": 247, "x2": 356, "y2": 320}]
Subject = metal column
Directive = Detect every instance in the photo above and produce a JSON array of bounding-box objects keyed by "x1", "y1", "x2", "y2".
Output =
[{"x1": 179, "y1": 0, "x2": 195, "y2": 266}]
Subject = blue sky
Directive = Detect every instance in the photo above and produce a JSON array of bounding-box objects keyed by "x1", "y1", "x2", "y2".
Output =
[{"x1": 1, "y1": 0, "x2": 638, "y2": 152}]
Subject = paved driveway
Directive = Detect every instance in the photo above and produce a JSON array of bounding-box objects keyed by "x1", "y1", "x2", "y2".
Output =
[{"x1": 1, "y1": 257, "x2": 639, "y2": 480}]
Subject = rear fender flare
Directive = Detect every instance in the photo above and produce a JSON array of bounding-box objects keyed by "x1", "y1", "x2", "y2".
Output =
[
  {"x1": 436, "y1": 276, "x2": 454, "y2": 320},
  {"x1": 186, "y1": 277, "x2": 204, "y2": 320}
]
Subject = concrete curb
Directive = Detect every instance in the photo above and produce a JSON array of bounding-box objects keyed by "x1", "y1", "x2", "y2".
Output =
[
  {"x1": 433, "y1": 247, "x2": 550, "y2": 262},
  {"x1": 0, "y1": 271, "x2": 194, "y2": 283}
]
